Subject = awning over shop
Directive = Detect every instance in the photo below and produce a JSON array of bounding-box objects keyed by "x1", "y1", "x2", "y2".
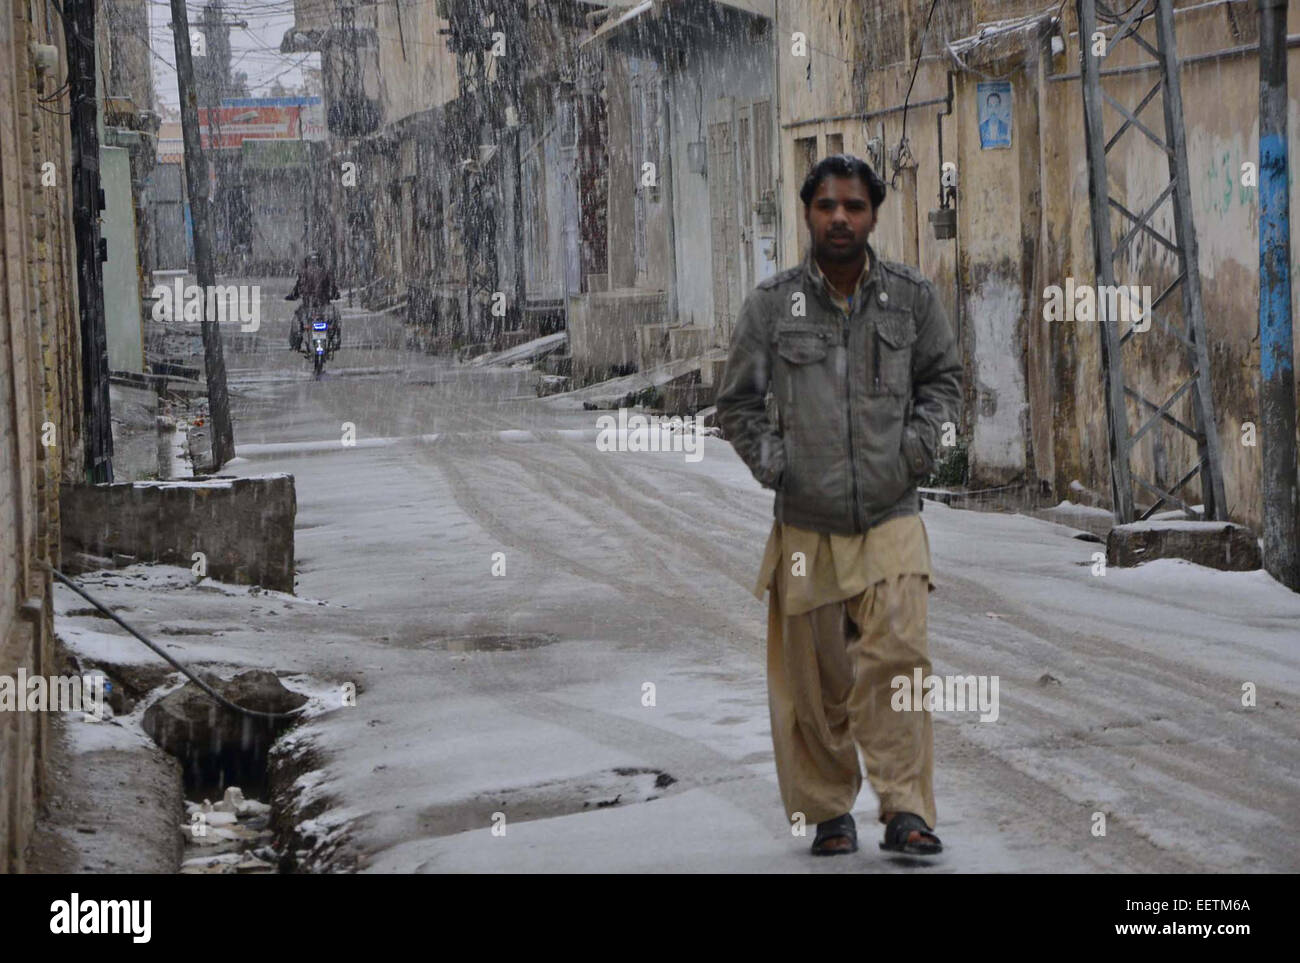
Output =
[
  {"x1": 580, "y1": 0, "x2": 653, "y2": 49},
  {"x1": 579, "y1": 0, "x2": 773, "y2": 49}
]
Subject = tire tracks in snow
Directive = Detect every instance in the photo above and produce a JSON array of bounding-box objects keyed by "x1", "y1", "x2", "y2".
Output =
[
  {"x1": 308, "y1": 361, "x2": 1295, "y2": 870},
  {"x1": 417, "y1": 440, "x2": 760, "y2": 647},
  {"x1": 927, "y1": 566, "x2": 1300, "y2": 871}
]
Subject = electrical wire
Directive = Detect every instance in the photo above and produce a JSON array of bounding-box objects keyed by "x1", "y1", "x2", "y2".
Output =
[
  {"x1": 1093, "y1": 2, "x2": 1156, "y2": 50},
  {"x1": 145, "y1": 0, "x2": 318, "y2": 102},
  {"x1": 243, "y1": 53, "x2": 316, "y2": 93},
  {"x1": 1097, "y1": 0, "x2": 1152, "y2": 24},
  {"x1": 45, "y1": 563, "x2": 307, "y2": 721},
  {"x1": 39, "y1": 81, "x2": 71, "y2": 102},
  {"x1": 893, "y1": 0, "x2": 944, "y2": 188}
]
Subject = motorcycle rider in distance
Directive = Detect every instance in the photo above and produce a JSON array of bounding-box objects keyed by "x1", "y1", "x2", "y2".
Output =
[{"x1": 286, "y1": 250, "x2": 341, "y2": 351}]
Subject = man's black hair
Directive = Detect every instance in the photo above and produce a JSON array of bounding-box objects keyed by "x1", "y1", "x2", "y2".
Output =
[{"x1": 799, "y1": 154, "x2": 887, "y2": 210}]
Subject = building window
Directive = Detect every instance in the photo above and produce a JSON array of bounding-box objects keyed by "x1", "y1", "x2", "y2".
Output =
[{"x1": 795, "y1": 136, "x2": 818, "y2": 177}]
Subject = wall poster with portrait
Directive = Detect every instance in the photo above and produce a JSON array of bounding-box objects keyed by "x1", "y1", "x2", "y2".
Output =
[{"x1": 977, "y1": 81, "x2": 1012, "y2": 150}]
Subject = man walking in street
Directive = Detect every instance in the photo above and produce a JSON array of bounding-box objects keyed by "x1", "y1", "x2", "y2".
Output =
[{"x1": 716, "y1": 154, "x2": 962, "y2": 857}]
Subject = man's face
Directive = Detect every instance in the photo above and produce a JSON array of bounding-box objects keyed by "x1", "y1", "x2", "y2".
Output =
[{"x1": 804, "y1": 175, "x2": 876, "y2": 264}]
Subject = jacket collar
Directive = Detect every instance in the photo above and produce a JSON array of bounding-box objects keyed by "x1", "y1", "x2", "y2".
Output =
[{"x1": 803, "y1": 242, "x2": 882, "y2": 314}]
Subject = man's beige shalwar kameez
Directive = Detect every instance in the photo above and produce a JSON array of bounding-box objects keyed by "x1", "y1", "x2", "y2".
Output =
[{"x1": 753, "y1": 261, "x2": 938, "y2": 831}]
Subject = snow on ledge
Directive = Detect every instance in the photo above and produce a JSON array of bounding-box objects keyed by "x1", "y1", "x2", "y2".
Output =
[{"x1": 1110, "y1": 519, "x2": 1243, "y2": 534}]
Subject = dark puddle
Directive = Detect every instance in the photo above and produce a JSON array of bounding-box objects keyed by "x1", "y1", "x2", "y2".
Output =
[
  {"x1": 429, "y1": 633, "x2": 561, "y2": 652},
  {"x1": 413, "y1": 766, "x2": 678, "y2": 838}
]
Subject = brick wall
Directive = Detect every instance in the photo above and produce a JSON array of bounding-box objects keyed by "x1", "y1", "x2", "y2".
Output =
[{"x1": 1, "y1": 0, "x2": 84, "y2": 873}]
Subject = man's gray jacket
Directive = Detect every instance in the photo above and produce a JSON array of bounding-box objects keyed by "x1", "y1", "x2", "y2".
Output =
[{"x1": 716, "y1": 245, "x2": 962, "y2": 535}]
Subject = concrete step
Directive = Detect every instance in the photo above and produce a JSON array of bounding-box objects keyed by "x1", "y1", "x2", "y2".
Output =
[
  {"x1": 698, "y1": 350, "x2": 729, "y2": 388},
  {"x1": 1106, "y1": 520, "x2": 1261, "y2": 571},
  {"x1": 658, "y1": 379, "x2": 715, "y2": 416}
]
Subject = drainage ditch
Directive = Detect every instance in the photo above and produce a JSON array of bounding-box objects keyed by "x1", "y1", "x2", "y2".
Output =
[
  {"x1": 82, "y1": 632, "x2": 679, "y2": 872},
  {"x1": 174, "y1": 705, "x2": 285, "y2": 875},
  {"x1": 94, "y1": 661, "x2": 334, "y2": 874}
]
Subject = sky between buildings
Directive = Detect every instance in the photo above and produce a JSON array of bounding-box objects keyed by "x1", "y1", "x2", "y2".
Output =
[{"x1": 146, "y1": 0, "x2": 318, "y2": 113}]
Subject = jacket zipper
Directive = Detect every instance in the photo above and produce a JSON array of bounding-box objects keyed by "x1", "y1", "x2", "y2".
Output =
[
  {"x1": 844, "y1": 307, "x2": 862, "y2": 531},
  {"x1": 873, "y1": 329, "x2": 881, "y2": 393}
]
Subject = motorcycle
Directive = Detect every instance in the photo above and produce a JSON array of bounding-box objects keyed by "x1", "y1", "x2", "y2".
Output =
[
  {"x1": 307, "y1": 313, "x2": 331, "y2": 378},
  {"x1": 291, "y1": 305, "x2": 341, "y2": 379}
]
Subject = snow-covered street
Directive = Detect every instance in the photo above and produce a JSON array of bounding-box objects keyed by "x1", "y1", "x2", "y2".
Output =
[{"x1": 47, "y1": 302, "x2": 1300, "y2": 874}]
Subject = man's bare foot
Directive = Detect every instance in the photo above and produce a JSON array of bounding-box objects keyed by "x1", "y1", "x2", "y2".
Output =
[
  {"x1": 811, "y1": 813, "x2": 858, "y2": 855},
  {"x1": 816, "y1": 834, "x2": 854, "y2": 853},
  {"x1": 880, "y1": 812, "x2": 942, "y2": 854}
]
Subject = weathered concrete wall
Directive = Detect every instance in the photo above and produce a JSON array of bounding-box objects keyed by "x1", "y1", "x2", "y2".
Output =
[
  {"x1": 101, "y1": 145, "x2": 144, "y2": 373},
  {"x1": 249, "y1": 169, "x2": 309, "y2": 275},
  {"x1": 102, "y1": 0, "x2": 158, "y2": 304},
  {"x1": 1, "y1": 0, "x2": 85, "y2": 873},
  {"x1": 361, "y1": 140, "x2": 400, "y2": 300},
  {"x1": 103, "y1": 0, "x2": 153, "y2": 114},
  {"x1": 568, "y1": 289, "x2": 667, "y2": 377},
  {"x1": 522, "y1": 110, "x2": 571, "y2": 302},
  {"x1": 666, "y1": 19, "x2": 775, "y2": 341},
  {"x1": 1041, "y1": 1, "x2": 1300, "y2": 531},
  {"x1": 772, "y1": 0, "x2": 1297, "y2": 525},
  {"x1": 60, "y1": 475, "x2": 297, "y2": 594},
  {"x1": 775, "y1": 2, "x2": 963, "y2": 320},
  {"x1": 605, "y1": 54, "x2": 636, "y2": 291},
  {"x1": 776, "y1": 0, "x2": 867, "y2": 266},
  {"x1": 310, "y1": 0, "x2": 458, "y2": 301},
  {"x1": 605, "y1": 53, "x2": 672, "y2": 293},
  {"x1": 146, "y1": 162, "x2": 188, "y2": 272},
  {"x1": 292, "y1": 0, "x2": 335, "y2": 33},
  {"x1": 372, "y1": 0, "x2": 459, "y2": 127},
  {"x1": 952, "y1": 49, "x2": 1041, "y2": 487}
]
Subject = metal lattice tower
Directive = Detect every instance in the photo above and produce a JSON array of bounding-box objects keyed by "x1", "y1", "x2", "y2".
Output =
[{"x1": 1076, "y1": 0, "x2": 1227, "y2": 522}]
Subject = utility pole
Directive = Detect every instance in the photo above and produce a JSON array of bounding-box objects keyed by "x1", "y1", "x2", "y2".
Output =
[
  {"x1": 170, "y1": 0, "x2": 235, "y2": 468},
  {"x1": 510, "y1": 58, "x2": 526, "y2": 340},
  {"x1": 342, "y1": 1, "x2": 359, "y2": 304},
  {"x1": 199, "y1": 3, "x2": 226, "y2": 271},
  {"x1": 300, "y1": 103, "x2": 311, "y2": 253},
  {"x1": 1258, "y1": 0, "x2": 1299, "y2": 591},
  {"x1": 64, "y1": 0, "x2": 113, "y2": 483},
  {"x1": 505, "y1": 2, "x2": 526, "y2": 339}
]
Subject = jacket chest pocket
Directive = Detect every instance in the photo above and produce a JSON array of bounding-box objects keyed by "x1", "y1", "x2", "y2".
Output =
[
  {"x1": 776, "y1": 327, "x2": 831, "y2": 365},
  {"x1": 871, "y1": 310, "x2": 916, "y2": 396},
  {"x1": 775, "y1": 327, "x2": 831, "y2": 424}
]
